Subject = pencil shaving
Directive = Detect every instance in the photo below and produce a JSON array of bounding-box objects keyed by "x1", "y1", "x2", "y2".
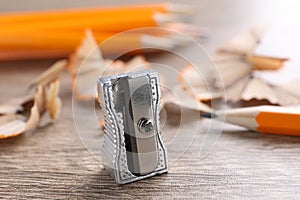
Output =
[
  {"x1": 211, "y1": 27, "x2": 297, "y2": 106},
  {"x1": 217, "y1": 28, "x2": 261, "y2": 55},
  {"x1": 214, "y1": 57, "x2": 252, "y2": 88},
  {"x1": 178, "y1": 64, "x2": 221, "y2": 102},
  {"x1": 176, "y1": 26, "x2": 297, "y2": 107},
  {"x1": 0, "y1": 104, "x2": 23, "y2": 115},
  {"x1": 25, "y1": 91, "x2": 42, "y2": 131},
  {"x1": 162, "y1": 86, "x2": 213, "y2": 113},
  {"x1": 272, "y1": 86, "x2": 300, "y2": 106},
  {"x1": 26, "y1": 79, "x2": 62, "y2": 130},
  {"x1": 246, "y1": 55, "x2": 288, "y2": 71},
  {"x1": 0, "y1": 95, "x2": 33, "y2": 115},
  {"x1": 0, "y1": 114, "x2": 26, "y2": 139},
  {"x1": 68, "y1": 29, "x2": 105, "y2": 100},
  {"x1": 241, "y1": 78, "x2": 278, "y2": 104},
  {"x1": 46, "y1": 79, "x2": 61, "y2": 120},
  {"x1": 179, "y1": 65, "x2": 209, "y2": 88},
  {"x1": 69, "y1": 29, "x2": 151, "y2": 101},
  {"x1": 28, "y1": 59, "x2": 67, "y2": 89},
  {"x1": 0, "y1": 67, "x2": 62, "y2": 139},
  {"x1": 225, "y1": 76, "x2": 250, "y2": 103}
]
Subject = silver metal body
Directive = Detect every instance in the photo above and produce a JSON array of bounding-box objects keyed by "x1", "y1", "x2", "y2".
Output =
[{"x1": 97, "y1": 69, "x2": 168, "y2": 184}]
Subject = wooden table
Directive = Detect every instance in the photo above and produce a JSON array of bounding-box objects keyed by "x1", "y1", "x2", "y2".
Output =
[{"x1": 1, "y1": 0, "x2": 300, "y2": 199}]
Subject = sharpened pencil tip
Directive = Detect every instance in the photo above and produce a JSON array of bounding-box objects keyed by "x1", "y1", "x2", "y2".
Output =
[{"x1": 200, "y1": 112, "x2": 218, "y2": 119}]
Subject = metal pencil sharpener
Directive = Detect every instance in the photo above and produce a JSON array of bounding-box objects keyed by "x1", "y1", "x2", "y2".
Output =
[{"x1": 97, "y1": 69, "x2": 168, "y2": 184}]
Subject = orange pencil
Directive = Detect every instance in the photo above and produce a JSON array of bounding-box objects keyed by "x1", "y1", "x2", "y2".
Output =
[
  {"x1": 0, "y1": 3, "x2": 190, "y2": 25},
  {"x1": 0, "y1": 3, "x2": 195, "y2": 60},
  {"x1": 0, "y1": 31, "x2": 184, "y2": 60},
  {"x1": 0, "y1": 28, "x2": 184, "y2": 50},
  {"x1": 209, "y1": 106, "x2": 300, "y2": 137},
  {"x1": 1, "y1": 10, "x2": 167, "y2": 34},
  {"x1": 0, "y1": 3, "x2": 192, "y2": 34},
  {"x1": 0, "y1": 31, "x2": 117, "y2": 49},
  {"x1": 0, "y1": 31, "x2": 167, "y2": 51},
  {"x1": 0, "y1": 49, "x2": 70, "y2": 61}
]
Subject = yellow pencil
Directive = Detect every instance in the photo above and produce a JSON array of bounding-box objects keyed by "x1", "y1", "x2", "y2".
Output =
[
  {"x1": 204, "y1": 106, "x2": 300, "y2": 137},
  {"x1": 0, "y1": 3, "x2": 192, "y2": 34},
  {"x1": 0, "y1": 3, "x2": 196, "y2": 60},
  {"x1": 0, "y1": 3, "x2": 192, "y2": 25},
  {"x1": 0, "y1": 31, "x2": 186, "y2": 60}
]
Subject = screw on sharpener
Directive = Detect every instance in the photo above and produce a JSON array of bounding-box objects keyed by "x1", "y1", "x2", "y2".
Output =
[
  {"x1": 97, "y1": 69, "x2": 168, "y2": 184},
  {"x1": 137, "y1": 117, "x2": 154, "y2": 135}
]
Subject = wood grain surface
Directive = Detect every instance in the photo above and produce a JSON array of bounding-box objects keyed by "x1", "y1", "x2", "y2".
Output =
[{"x1": 1, "y1": 0, "x2": 300, "y2": 199}]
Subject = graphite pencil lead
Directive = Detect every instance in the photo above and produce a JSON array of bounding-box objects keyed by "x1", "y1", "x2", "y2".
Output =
[{"x1": 200, "y1": 112, "x2": 218, "y2": 119}]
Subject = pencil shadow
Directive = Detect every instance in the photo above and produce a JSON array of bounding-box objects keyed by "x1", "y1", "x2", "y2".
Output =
[
  {"x1": 221, "y1": 129, "x2": 300, "y2": 145},
  {"x1": 163, "y1": 104, "x2": 202, "y2": 126},
  {"x1": 79, "y1": 170, "x2": 171, "y2": 198},
  {"x1": 0, "y1": 125, "x2": 53, "y2": 150},
  {"x1": 0, "y1": 132, "x2": 29, "y2": 148}
]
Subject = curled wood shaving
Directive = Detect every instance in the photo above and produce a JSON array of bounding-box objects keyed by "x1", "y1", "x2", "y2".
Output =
[
  {"x1": 215, "y1": 27, "x2": 295, "y2": 106},
  {"x1": 0, "y1": 104, "x2": 23, "y2": 116},
  {"x1": 162, "y1": 86, "x2": 213, "y2": 113},
  {"x1": 178, "y1": 26, "x2": 297, "y2": 107},
  {"x1": 179, "y1": 64, "x2": 210, "y2": 88},
  {"x1": 0, "y1": 95, "x2": 33, "y2": 116},
  {"x1": 225, "y1": 76, "x2": 250, "y2": 103},
  {"x1": 178, "y1": 64, "x2": 222, "y2": 102},
  {"x1": 25, "y1": 91, "x2": 42, "y2": 131},
  {"x1": 25, "y1": 79, "x2": 62, "y2": 131},
  {"x1": 218, "y1": 27, "x2": 266, "y2": 55},
  {"x1": 214, "y1": 57, "x2": 252, "y2": 88},
  {"x1": 46, "y1": 79, "x2": 61, "y2": 120},
  {"x1": 241, "y1": 78, "x2": 278, "y2": 104},
  {"x1": 218, "y1": 30, "x2": 259, "y2": 55},
  {"x1": 69, "y1": 29, "x2": 150, "y2": 101},
  {"x1": 67, "y1": 29, "x2": 105, "y2": 100},
  {"x1": 0, "y1": 62, "x2": 63, "y2": 139},
  {"x1": 246, "y1": 55, "x2": 288, "y2": 71},
  {"x1": 29, "y1": 59, "x2": 67, "y2": 89},
  {"x1": 0, "y1": 114, "x2": 26, "y2": 139}
]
